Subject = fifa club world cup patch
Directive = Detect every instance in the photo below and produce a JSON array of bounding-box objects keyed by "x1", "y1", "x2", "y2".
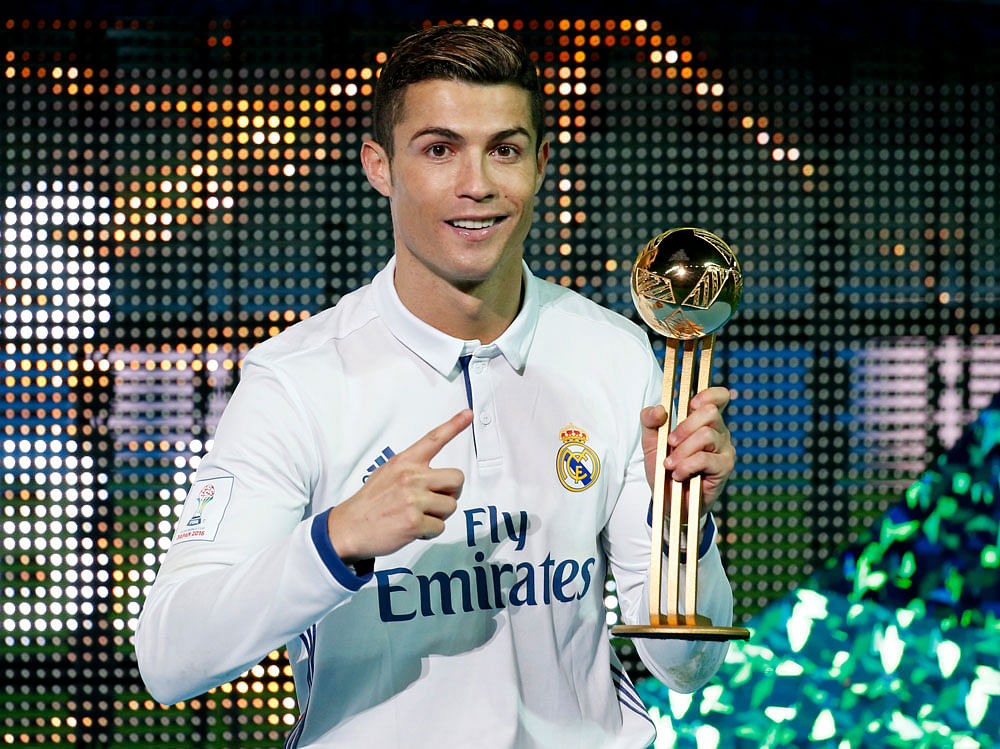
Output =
[
  {"x1": 555, "y1": 424, "x2": 601, "y2": 492},
  {"x1": 173, "y1": 475, "x2": 234, "y2": 543}
]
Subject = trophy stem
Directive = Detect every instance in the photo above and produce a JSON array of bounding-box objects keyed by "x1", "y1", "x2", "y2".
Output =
[
  {"x1": 684, "y1": 335, "x2": 716, "y2": 618},
  {"x1": 666, "y1": 340, "x2": 696, "y2": 624},
  {"x1": 649, "y1": 339, "x2": 678, "y2": 626}
]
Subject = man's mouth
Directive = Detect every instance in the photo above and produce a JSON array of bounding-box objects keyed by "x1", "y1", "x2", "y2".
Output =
[{"x1": 447, "y1": 217, "x2": 503, "y2": 230}]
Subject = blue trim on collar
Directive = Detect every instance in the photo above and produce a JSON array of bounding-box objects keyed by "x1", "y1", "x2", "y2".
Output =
[{"x1": 459, "y1": 355, "x2": 478, "y2": 456}]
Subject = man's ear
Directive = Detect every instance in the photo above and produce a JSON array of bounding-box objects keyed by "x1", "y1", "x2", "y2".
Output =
[
  {"x1": 360, "y1": 140, "x2": 392, "y2": 197},
  {"x1": 534, "y1": 139, "x2": 550, "y2": 195}
]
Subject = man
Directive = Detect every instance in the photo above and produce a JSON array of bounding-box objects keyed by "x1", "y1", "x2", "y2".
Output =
[{"x1": 136, "y1": 24, "x2": 738, "y2": 748}]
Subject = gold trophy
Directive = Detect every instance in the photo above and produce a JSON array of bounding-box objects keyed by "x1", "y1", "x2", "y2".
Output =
[{"x1": 612, "y1": 228, "x2": 750, "y2": 641}]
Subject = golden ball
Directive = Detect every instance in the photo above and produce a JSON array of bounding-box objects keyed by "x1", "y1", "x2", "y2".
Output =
[{"x1": 630, "y1": 227, "x2": 743, "y2": 339}]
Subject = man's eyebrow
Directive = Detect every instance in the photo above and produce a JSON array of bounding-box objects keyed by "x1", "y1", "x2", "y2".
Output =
[
  {"x1": 489, "y1": 127, "x2": 533, "y2": 143},
  {"x1": 407, "y1": 126, "x2": 533, "y2": 144},
  {"x1": 408, "y1": 127, "x2": 464, "y2": 144}
]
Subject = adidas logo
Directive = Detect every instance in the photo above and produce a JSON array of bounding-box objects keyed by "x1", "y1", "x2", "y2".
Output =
[{"x1": 362, "y1": 447, "x2": 396, "y2": 482}]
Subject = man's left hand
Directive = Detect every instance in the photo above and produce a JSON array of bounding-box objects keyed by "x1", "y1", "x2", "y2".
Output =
[{"x1": 640, "y1": 386, "x2": 736, "y2": 514}]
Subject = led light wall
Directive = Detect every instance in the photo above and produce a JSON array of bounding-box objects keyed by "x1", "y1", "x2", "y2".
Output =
[{"x1": 2, "y1": 12, "x2": 998, "y2": 747}]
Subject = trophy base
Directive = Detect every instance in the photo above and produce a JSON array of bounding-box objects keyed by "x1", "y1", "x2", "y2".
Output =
[{"x1": 611, "y1": 623, "x2": 751, "y2": 641}]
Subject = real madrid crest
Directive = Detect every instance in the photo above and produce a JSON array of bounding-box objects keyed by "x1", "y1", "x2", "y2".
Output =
[{"x1": 556, "y1": 424, "x2": 601, "y2": 492}]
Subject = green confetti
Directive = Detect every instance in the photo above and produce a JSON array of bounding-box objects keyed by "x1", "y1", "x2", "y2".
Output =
[{"x1": 636, "y1": 397, "x2": 1000, "y2": 746}]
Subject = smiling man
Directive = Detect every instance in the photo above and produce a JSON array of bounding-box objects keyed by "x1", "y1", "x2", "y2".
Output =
[
  {"x1": 359, "y1": 78, "x2": 546, "y2": 345},
  {"x1": 136, "y1": 24, "x2": 738, "y2": 748}
]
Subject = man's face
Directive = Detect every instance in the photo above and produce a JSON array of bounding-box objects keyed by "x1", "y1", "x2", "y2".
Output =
[{"x1": 363, "y1": 79, "x2": 549, "y2": 294}]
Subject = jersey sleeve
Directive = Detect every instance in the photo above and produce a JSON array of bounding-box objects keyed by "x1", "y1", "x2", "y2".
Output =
[
  {"x1": 134, "y1": 356, "x2": 369, "y2": 705},
  {"x1": 601, "y1": 348, "x2": 734, "y2": 693}
]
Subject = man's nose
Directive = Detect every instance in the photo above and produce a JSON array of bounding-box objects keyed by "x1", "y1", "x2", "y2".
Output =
[{"x1": 455, "y1": 155, "x2": 497, "y2": 201}]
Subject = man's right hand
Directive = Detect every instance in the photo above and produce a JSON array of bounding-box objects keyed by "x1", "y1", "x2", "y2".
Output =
[{"x1": 327, "y1": 409, "x2": 473, "y2": 563}]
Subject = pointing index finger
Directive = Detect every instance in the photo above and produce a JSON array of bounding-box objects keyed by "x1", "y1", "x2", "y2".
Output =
[{"x1": 402, "y1": 409, "x2": 474, "y2": 464}]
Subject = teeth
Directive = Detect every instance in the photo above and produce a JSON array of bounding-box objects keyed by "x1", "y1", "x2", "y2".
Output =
[{"x1": 450, "y1": 218, "x2": 497, "y2": 229}]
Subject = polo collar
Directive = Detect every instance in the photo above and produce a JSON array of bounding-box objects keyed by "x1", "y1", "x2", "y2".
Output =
[{"x1": 371, "y1": 255, "x2": 539, "y2": 377}]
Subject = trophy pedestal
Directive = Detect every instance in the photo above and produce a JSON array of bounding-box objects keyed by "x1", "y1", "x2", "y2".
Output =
[
  {"x1": 611, "y1": 625, "x2": 750, "y2": 641},
  {"x1": 613, "y1": 616, "x2": 749, "y2": 641}
]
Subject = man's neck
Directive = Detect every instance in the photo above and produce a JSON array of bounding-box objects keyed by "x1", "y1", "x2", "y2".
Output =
[{"x1": 392, "y1": 253, "x2": 524, "y2": 345}]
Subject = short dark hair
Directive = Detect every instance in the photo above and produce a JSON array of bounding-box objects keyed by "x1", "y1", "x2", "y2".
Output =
[{"x1": 372, "y1": 24, "x2": 544, "y2": 158}]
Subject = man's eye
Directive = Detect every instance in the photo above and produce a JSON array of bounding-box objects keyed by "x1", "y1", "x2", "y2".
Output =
[
  {"x1": 494, "y1": 145, "x2": 518, "y2": 158},
  {"x1": 428, "y1": 144, "x2": 449, "y2": 157}
]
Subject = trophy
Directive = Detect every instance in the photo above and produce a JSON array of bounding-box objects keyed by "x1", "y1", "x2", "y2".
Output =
[{"x1": 612, "y1": 228, "x2": 750, "y2": 641}]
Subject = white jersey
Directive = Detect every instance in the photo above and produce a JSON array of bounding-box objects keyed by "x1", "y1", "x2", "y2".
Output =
[{"x1": 135, "y1": 258, "x2": 734, "y2": 748}]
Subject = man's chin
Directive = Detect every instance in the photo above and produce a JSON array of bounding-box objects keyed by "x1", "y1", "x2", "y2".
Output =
[
  {"x1": 447, "y1": 271, "x2": 496, "y2": 294},
  {"x1": 436, "y1": 259, "x2": 501, "y2": 290},
  {"x1": 401, "y1": 246, "x2": 523, "y2": 294}
]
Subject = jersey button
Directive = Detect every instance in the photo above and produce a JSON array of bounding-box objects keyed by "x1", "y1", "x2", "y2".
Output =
[{"x1": 479, "y1": 412, "x2": 493, "y2": 425}]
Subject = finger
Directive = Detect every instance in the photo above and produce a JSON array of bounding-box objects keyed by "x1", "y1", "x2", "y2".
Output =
[
  {"x1": 641, "y1": 406, "x2": 668, "y2": 461},
  {"x1": 667, "y1": 449, "x2": 735, "y2": 484},
  {"x1": 669, "y1": 402, "x2": 724, "y2": 447},
  {"x1": 400, "y1": 409, "x2": 474, "y2": 464},
  {"x1": 424, "y1": 467, "x2": 466, "y2": 498},
  {"x1": 420, "y1": 491, "x2": 459, "y2": 521},
  {"x1": 417, "y1": 515, "x2": 447, "y2": 540},
  {"x1": 667, "y1": 424, "x2": 728, "y2": 464},
  {"x1": 640, "y1": 404, "x2": 668, "y2": 430},
  {"x1": 689, "y1": 386, "x2": 731, "y2": 413}
]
